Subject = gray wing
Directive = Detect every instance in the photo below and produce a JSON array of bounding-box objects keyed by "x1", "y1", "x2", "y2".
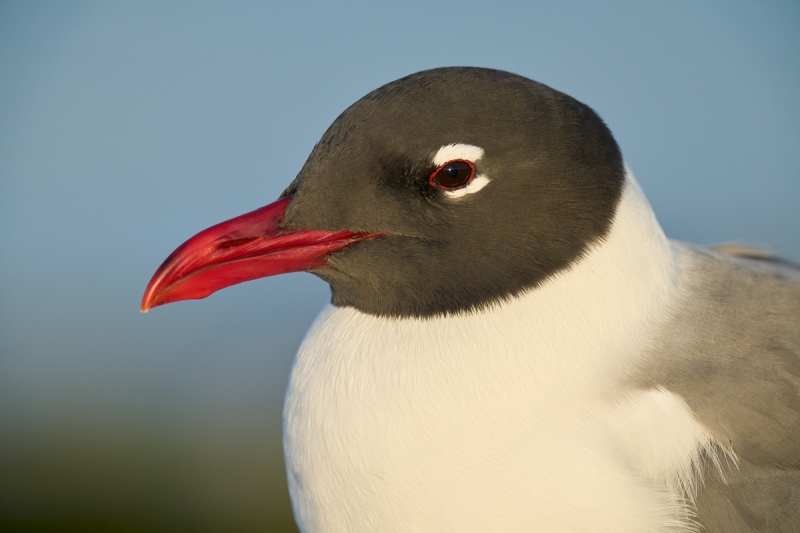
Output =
[{"x1": 639, "y1": 243, "x2": 800, "y2": 532}]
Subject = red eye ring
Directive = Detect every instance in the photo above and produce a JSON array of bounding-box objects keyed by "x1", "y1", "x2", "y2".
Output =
[{"x1": 429, "y1": 159, "x2": 476, "y2": 190}]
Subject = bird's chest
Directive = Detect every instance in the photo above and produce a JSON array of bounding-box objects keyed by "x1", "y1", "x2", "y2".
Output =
[{"x1": 283, "y1": 306, "x2": 705, "y2": 533}]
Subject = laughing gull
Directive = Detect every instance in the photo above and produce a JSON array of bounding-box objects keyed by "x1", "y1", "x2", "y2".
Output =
[{"x1": 142, "y1": 67, "x2": 799, "y2": 532}]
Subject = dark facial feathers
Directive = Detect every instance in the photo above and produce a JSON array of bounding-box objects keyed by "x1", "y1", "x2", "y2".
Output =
[{"x1": 282, "y1": 67, "x2": 625, "y2": 318}]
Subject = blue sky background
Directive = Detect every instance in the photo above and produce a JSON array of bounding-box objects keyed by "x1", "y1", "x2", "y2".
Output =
[{"x1": 1, "y1": 1, "x2": 798, "y2": 531}]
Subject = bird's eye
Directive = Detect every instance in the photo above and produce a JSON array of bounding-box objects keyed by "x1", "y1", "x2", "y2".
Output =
[{"x1": 429, "y1": 160, "x2": 475, "y2": 190}]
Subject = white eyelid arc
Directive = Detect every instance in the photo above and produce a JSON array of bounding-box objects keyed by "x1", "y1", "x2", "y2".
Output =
[
  {"x1": 433, "y1": 143, "x2": 485, "y2": 166},
  {"x1": 445, "y1": 175, "x2": 490, "y2": 199}
]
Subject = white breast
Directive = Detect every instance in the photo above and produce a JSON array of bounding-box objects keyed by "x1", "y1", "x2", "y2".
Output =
[{"x1": 283, "y1": 171, "x2": 722, "y2": 532}]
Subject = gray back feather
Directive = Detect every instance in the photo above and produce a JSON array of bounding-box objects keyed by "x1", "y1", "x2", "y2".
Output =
[{"x1": 637, "y1": 244, "x2": 800, "y2": 531}]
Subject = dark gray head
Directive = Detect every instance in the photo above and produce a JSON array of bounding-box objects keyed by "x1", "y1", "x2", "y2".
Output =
[{"x1": 282, "y1": 67, "x2": 624, "y2": 318}]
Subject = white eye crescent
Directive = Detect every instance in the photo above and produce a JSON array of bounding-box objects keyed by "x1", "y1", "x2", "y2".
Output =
[
  {"x1": 444, "y1": 176, "x2": 490, "y2": 199},
  {"x1": 432, "y1": 144, "x2": 490, "y2": 199},
  {"x1": 433, "y1": 143, "x2": 485, "y2": 166}
]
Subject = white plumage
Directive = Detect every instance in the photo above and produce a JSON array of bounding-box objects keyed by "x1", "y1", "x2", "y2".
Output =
[{"x1": 283, "y1": 170, "x2": 729, "y2": 532}]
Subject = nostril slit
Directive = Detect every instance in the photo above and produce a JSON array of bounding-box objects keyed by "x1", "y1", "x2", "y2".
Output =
[{"x1": 219, "y1": 237, "x2": 258, "y2": 248}]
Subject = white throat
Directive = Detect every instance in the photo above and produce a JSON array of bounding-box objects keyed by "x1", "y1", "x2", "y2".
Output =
[{"x1": 283, "y1": 169, "x2": 711, "y2": 532}]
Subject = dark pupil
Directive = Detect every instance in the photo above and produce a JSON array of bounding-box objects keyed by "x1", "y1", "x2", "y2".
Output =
[{"x1": 436, "y1": 161, "x2": 472, "y2": 188}]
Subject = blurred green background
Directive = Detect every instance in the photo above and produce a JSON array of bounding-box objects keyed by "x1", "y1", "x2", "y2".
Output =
[{"x1": 1, "y1": 1, "x2": 798, "y2": 532}]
